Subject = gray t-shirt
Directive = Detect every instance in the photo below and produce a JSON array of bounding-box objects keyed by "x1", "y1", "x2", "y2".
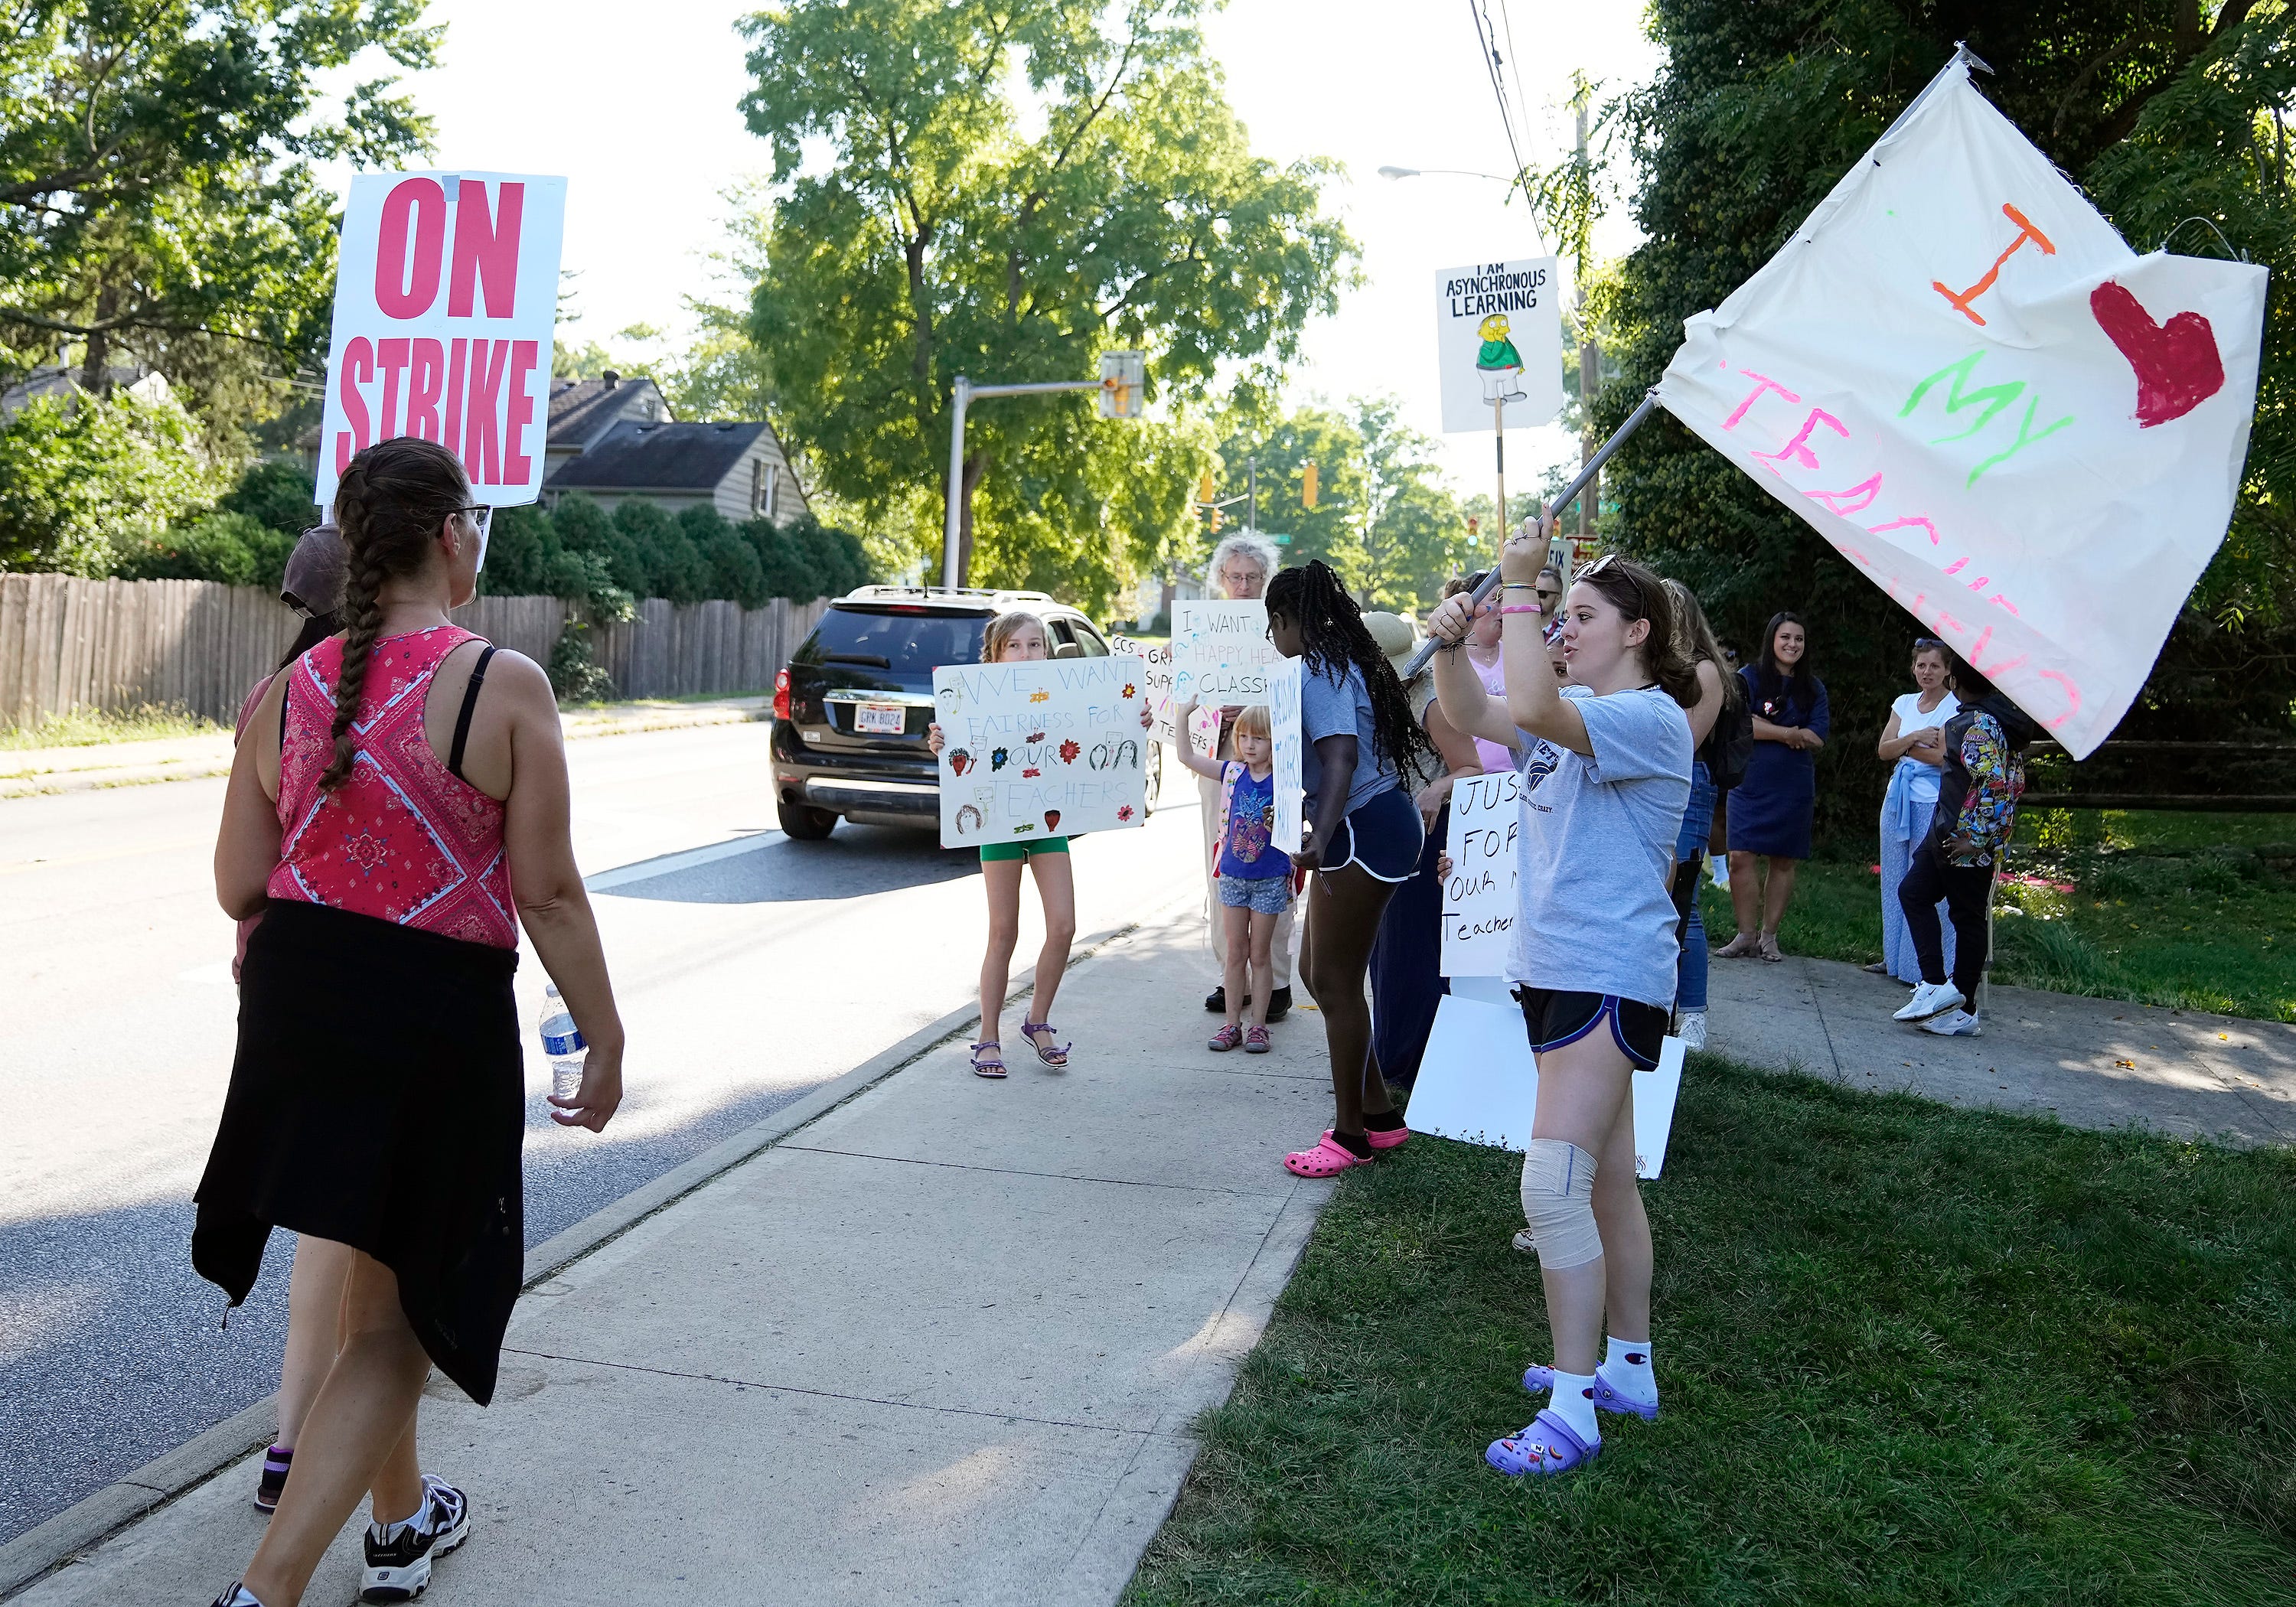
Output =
[
  {"x1": 1508, "y1": 685, "x2": 1694, "y2": 1008},
  {"x1": 1300, "y1": 660, "x2": 1397, "y2": 813}
]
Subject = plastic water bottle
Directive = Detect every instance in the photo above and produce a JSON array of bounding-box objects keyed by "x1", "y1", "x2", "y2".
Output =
[{"x1": 540, "y1": 985, "x2": 587, "y2": 1104}]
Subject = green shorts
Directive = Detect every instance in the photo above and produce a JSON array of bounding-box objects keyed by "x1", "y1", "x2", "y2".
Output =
[{"x1": 980, "y1": 836, "x2": 1070, "y2": 863}]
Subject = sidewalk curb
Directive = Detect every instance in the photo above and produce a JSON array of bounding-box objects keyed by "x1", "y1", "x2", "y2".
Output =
[{"x1": 0, "y1": 913, "x2": 1160, "y2": 1602}]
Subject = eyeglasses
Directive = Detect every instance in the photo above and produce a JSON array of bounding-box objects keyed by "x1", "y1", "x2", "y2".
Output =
[{"x1": 455, "y1": 504, "x2": 492, "y2": 573}]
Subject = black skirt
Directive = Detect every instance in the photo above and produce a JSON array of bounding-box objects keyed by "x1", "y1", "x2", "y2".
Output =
[{"x1": 193, "y1": 898, "x2": 523, "y2": 1405}]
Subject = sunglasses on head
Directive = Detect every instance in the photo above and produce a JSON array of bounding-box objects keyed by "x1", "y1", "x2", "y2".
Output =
[{"x1": 1913, "y1": 636, "x2": 1945, "y2": 651}]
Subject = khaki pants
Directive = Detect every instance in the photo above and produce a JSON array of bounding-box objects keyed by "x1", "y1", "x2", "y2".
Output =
[{"x1": 1197, "y1": 771, "x2": 1296, "y2": 992}]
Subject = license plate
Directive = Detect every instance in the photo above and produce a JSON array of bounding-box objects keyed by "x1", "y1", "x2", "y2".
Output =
[{"x1": 855, "y1": 702, "x2": 907, "y2": 735}]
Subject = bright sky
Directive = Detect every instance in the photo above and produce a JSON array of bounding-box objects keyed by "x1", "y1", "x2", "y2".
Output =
[{"x1": 383, "y1": 0, "x2": 1659, "y2": 493}]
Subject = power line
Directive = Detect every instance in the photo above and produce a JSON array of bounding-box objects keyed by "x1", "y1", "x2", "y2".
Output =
[
  {"x1": 1496, "y1": 0, "x2": 1536, "y2": 185},
  {"x1": 1466, "y1": 0, "x2": 1529, "y2": 200}
]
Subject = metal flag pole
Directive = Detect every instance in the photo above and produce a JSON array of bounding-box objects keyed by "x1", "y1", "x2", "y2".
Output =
[
  {"x1": 1401, "y1": 386, "x2": 1663, "y2": 680},
  {"x1": 1492, "y1": 394, "x2": 1507, "y2": 569}
]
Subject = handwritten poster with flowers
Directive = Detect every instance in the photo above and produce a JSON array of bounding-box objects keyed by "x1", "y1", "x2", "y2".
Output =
[{"x1": 931, "y1": 655, "x2": 1151, "y2": 850}]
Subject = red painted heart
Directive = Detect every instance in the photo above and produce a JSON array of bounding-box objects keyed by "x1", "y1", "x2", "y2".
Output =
[
  {"x1": 2089, "y1": 280, "x2": 2224, "y2": 428},
  {"x1": 1044, "y1": 810, "x2": 1062, "y2": 830}
]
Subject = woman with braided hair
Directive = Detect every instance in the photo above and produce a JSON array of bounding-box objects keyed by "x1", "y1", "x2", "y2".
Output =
[
  {"x1": 198, "y1": 437, "x2": 626, "y2": 1607},
  {"x1": 1263, "y1": 559, "x2": 1434, "y2": 1178}
]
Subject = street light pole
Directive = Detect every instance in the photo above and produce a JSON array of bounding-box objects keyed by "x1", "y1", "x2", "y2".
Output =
[{"x1": 940, "y1": 374, "x2": 1113, "y2": 589}]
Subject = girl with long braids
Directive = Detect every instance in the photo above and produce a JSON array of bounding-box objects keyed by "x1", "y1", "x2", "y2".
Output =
[
  {"x1": 1429, "y1": 521, "x2": 1698, "y2": 1478},
  {"x1": 198, "y1": 437, "x2": 626, "y2": 1607},
  {"x1": 1263, "y1": 560, "x2": 1434, "y2": 1177}
]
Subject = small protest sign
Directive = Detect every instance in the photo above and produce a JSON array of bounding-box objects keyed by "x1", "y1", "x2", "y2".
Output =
[
  {"x1": 1267, "y1": 656, "x2": 1303, "y2": 856},
  {"x1": 1435, "y1": 257, "x2": 1564, "y2": 434},
  {"x1": 1169, "y1": 600, "x2": 1280, "y2": 709},
  {"x1": 1407, "y1": 994, "x2": 1684, "y2": 1179},
  {"x1": 931, "y1": 656, "x2": 1150, "y2": 849},
  {"x1": 1441, "y1": 769, "x2": 1521, "y2": 976},
  {"x1": 1110, "y1": 634, "x2": 1176, "y2": 746},
  {"x1": 315, "y1": 171, "x2": 567, "y2": 510}
]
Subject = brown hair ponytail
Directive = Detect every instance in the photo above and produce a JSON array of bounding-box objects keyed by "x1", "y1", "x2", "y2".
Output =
[
  {"x1": 1573, "y1": 556, "x2": 1704, "y2": 711},
  {"x1": 319, "y1": 438, "x2": 472, "y2": 791}
]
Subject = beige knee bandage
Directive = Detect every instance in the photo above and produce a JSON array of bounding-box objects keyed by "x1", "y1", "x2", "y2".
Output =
[{"x1": 1519, "y1": 1138, "x2": 1603, "y2": 1269}]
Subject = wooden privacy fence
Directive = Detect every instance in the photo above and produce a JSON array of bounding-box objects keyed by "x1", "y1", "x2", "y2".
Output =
[{"x1": 0, "y1": 574, "x2": 830, "y2": 729}]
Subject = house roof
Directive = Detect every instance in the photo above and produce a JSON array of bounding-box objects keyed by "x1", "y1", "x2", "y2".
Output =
[
  {"x1": 544, "y1": 419, "x2": 769, "y2": 492},
  {"x1": 546, "y1": 373, "x2": 664, "y2": 450}
]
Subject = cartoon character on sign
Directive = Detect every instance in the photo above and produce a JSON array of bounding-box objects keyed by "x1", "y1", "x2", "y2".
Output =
[
  {"x1": 948, "y1": 748, "x2": 975, "y2": 777},
  {"x1": 956, "y1": 804, "x2": 982, "y2": 836},
  {"x1": 936, "y1": 683, "x2": 964, "y2": 719},
  {"x1": 1476, "y1": 313, "x2": 1528, "y2": 404}
]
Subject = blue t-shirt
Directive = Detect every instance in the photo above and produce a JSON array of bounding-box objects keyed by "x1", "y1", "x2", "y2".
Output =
[
  {"x1": 1217, "y1": 763, "x2": 1291, "y2": 880},
  {"x1": 1299, "y1": 660, "x2": 1397, "y2": 814}
]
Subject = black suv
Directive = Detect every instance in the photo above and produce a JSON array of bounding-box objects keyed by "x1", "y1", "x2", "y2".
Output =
[{"x1": 771, "y1": 586, "x2": 1163, "y2": 839}]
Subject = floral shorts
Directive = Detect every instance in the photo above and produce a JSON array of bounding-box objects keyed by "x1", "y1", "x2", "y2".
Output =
[{"x1": 1218, "y1": 874, "x2": 1292, "y2": 914}]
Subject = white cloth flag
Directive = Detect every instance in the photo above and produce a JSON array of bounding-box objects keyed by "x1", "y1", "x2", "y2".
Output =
[{"x1": 1655, "y1": 59, "x2": 2266, "y2": 759}]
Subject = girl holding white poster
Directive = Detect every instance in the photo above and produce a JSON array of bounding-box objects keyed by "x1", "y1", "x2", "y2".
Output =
[
  {"x1": 1428, "y1": 526, "x2": 1696, "y2": 1478},
  {"x1": 1262, "y1": 562, "x2": 1433, "y2": 1178},
  {"x1": 927, "y1": 612, "x2": 1152, "y2": 1077}
]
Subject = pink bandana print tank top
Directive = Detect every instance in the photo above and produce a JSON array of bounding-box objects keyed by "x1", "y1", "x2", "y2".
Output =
[{"x1": 269, "y1": 625, "x2": 517, "y2": 949}]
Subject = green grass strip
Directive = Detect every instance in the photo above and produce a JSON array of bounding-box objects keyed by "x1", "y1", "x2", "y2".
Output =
[{"x1": 1129, "y1": 1057, "x2": 2296, "y2": 1607}]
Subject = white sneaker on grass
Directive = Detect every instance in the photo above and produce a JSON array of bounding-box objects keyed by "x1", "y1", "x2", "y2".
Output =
[
  {"x1": 1675, "y1": 1010, "x2": 1707, "y2": 1050},
  {"x1": 1921, "y1": 1008, "x2": 1982, "y2": 1037},
  {"x1": 1893, "y1": 980, "x2": 1964, "y2": 1022}
]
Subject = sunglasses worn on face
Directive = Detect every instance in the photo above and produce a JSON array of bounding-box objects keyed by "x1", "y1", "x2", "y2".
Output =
[{"x1": 455, "y1": 504, "x2": 492, "y2": 572}]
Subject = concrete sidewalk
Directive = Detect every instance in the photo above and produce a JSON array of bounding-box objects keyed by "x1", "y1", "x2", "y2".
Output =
[
  {"x1": 0, "y1": 696, "x2": 768, "y2": 800},
  {"x1": 1704, "y1": 950, "x2": 2296, "y2": 1146},
  {"x1": 5, "y1": 905, "x2": 1338, "y2": 1605}
]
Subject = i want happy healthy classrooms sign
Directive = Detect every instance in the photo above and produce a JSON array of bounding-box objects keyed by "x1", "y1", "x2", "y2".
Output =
[
  {"x1": 315, "y1": 171, "x2": 567, "y2": 510},
  {"x1": 931, "y1": 657, "x2": 1153, "y2": 849}
]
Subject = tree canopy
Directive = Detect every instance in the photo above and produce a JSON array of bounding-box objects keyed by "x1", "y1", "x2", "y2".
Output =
[
  {"x1": 0, "y1": 2, "x2": 438, "y2": 442},
  {"x1": 735, "y1": 0, "x2": 1355, "y2": 614},
  {"x1": 1595, "y1": 0, "x2": 2296, "y2": 836}
]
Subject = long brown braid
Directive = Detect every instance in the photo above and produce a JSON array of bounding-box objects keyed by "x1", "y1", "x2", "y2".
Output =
[{"x1": 320, "y1": 438, "x2": 473, "y2": 792}]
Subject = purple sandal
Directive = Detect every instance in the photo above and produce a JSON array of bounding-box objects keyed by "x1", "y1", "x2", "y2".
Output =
[
  {"x1": 1521, "y1": 1363, "x2": 1658, "y2": 1421},
  {"x1": 969, "y1": 1041, "x2": 1006, "y2": 1079},
  {"x1": 1486, "y1": 1409, "x2": 1601, "y2": 1476},
  {"x1": 1020, "y1": 1022, "x2": 1070, "y2": 1068}
]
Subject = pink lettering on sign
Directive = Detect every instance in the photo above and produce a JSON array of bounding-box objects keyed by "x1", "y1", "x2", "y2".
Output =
[
  {"x1": 1867, "y1": 515, "x2": 1940, "y2": 546},
  {"x1": 1752, "y1": 407, "x2": 1846, "y2": 474},
  {"x1": 1805, "y1": 473, "x2": 1882, "y2": 517},
  {"x1": 465, "y1": 341, "x2": 510, "y2": 484},
  {"x1": 504, "y1": 341, "x2": 540, "y2": 483},
  {"x1": 375, "y1": 338, "x2": 411, "y2": 440},
  {"x1": 1723, "y1": 370, "x2": 1800, "y2": 430},
  {"x1": 2037, "y1": 670, "x2": 2079, "y2": 727},
  {"x1": 333, "y1": 337, "x2": 375, "y2": 472},
  {"x1": 448, "y1": 181, "x2": 524, "y2": 318},
  {"x1": 443, "y1": 337, "x2": 468, "y2": 455},
  {"x1": 1932, "y1": 203, "x2": 2056, "y2": 327},
  {"x1": 406, "y1": 340, "x2": 446, "y2": 442},
  {"x1": 373, "y1": 178, "x2": 448, "y2": 318}
]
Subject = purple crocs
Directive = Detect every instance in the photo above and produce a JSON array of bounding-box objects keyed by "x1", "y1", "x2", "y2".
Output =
[
  {"x1": 1521, "y1": 1362, "x2": 1659, "y2": 1422},
  {"x1": 1486, "y1": 1408, "x2": 1600, "y2": 1476}
]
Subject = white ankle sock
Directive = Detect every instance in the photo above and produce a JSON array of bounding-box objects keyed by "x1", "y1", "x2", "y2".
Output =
[
  {"x1": 1547, "y1": 1369, "x2": 1600, "y2": 1443},
  {"x1": 1600, "y1": 1335, "x2": 1657, "y2": 1407}
]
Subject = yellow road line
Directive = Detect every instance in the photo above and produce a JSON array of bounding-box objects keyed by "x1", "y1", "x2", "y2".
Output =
[{"x1": 0, "y1": 834, "x2": 210, "y2": 877}]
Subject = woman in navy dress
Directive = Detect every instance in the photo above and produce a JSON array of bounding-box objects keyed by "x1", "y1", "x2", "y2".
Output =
[{"x1": 1717, "y1": 612, "x2": 1827, "y2": 961}]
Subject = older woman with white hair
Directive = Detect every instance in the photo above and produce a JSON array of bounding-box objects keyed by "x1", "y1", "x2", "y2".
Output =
[{"x1": 1197, "y1": 533, "x2": 1293, "y2": 1019}]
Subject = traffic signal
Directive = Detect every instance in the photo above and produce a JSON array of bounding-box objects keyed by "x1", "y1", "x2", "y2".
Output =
[
  {"x1": 1300, "y1": 461, "x2": 1319, "y2": 510},
  {"x1": 1209, "y1": 506, "x2": 1225, "y2": 532},
  {"x1": 1196, "y1": 469, "x2": 1215, "y2": 505}
]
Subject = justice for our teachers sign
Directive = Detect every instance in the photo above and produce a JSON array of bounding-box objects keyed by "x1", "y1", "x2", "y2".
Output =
[
  {"x1": 1654, "y1": 60, "x2": 2266, "y2": 758},
  {"x1": 931, "y1": 656, "x2": 1151, "y2": 850},
  {"x1": 1440, "y1": 768, "x2": 1521, "y2": 976},
  {"x1": 1435, "y1": 256, "x2": 1564, "y2": 434},
  {"x1": 315, "y1": 171, "x2": 568, "y2": 510}
]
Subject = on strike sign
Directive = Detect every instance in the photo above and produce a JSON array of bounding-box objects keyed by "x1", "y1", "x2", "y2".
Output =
[{"x1": 315, "y1": 171, "x2": 566, "y2": 509}]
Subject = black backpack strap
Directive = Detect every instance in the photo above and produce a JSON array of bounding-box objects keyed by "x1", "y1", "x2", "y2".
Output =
[{"x1": 448, "y1": 644, "x2": 497, "y2": 781}]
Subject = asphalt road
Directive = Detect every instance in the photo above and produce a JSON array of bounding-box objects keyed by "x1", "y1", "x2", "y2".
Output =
[{"x1": 0, "y1": 720, "x2": 1208, "y2": 1544}]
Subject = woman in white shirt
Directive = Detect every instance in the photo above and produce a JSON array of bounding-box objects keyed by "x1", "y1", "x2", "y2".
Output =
[
  {"x1": 1874, "y1": 638, "x2": 1959, "y2": 985},
  {"x1": 1428, "y1": 523, "x2": 1697, "y2": 1479}
]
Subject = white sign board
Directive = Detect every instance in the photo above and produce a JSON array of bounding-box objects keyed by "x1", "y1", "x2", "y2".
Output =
[
  {"x1": 316, "y1": 171, "x2": 568, "y2": 510},
  {"x1": 1654, "y1": 60, "x2": 2267, "y2": 758},
  {"x1": 1267, "y1": 657, "x2": 1303, "y2": 856},
  {"x1": 931, "y1": 656, "x2": 1150, "y2": 849},
  {"x1": 1169, "y1": 600, "x2": 1280, "y2": 711},
  {"x1": 1407, "y1": 994, "x2": 1684, "y2": 1180},
  {"x1": 1436, "y1": 256, "x2": 1564, "y2": 434},
  {"x1": 1110, "y1": 634, "x2": 1176, "y2": 746},
  {"x1": 1441, "y1": 769, "x2": 1521, "y2": 976}
]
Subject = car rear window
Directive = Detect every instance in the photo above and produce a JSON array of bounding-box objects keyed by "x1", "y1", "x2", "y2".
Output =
[{"x1": 796, "y1": 607, "x2": 987, "y2": 676}]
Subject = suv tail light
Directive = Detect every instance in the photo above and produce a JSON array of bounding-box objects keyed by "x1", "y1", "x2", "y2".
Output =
[{"x1": 773, "y1": 667, "x2": 791, "y2": 722}]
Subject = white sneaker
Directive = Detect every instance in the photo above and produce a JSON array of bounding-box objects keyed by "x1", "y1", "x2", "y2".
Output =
[
  {"x1": 1893, "y1": 980, "x2": 1964, "y2": 1022},
  {"x1": 1920, "y1": 1008, "x2": 1982, "y2": 1037},
  {"x1": 1675, "y1": 1010, "x2": 1707, "y2": 1050}
]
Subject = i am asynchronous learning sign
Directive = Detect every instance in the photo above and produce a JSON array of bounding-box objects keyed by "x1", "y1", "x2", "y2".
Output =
[
  {"x1": 932, "y1": 657, "x2": 1152, "y2": 850},
  {"x1": 314, "y1": 171, "x2": 567, "y2": 510}
]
